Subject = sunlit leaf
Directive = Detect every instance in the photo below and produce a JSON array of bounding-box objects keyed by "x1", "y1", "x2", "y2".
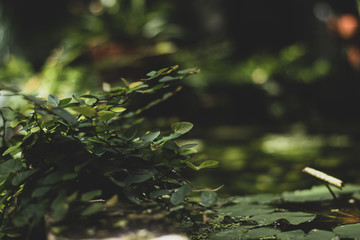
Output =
[
  {"x1": 59, "y1": 98, "x2": 72, "y2": 106},
  {"x1": 183, "y1": 161, "x2": 198, "y2": 171},
  {"x1": 110, "y1": 107, "x2": 126, "y2": 113},
  {"x1": 172, "y1": 122, "x2": 193, "y2": 136},
  {"x1": 48, "y1": 94, "x2": 60, "y2": 107},
  {"x1": 198, "y1": 160, "x2": 219, "y2": 170},
  {"x1": 71, "y1": 106, "x2": 96, "y2": 117},
  {"x1": 98, "y1": 111, "x2": 116, "y2": 121},
  {"x1": 129, "y1": 81, "x2": 144, "y2": 89},
  {"x1": 2, "y1": 144, "x2": 21, "y2": 157}
]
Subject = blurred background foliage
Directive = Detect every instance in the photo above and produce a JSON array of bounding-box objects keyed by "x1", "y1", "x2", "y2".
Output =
[{"x1": 2, "y1": 0, "x2": 360, "y2": 196}]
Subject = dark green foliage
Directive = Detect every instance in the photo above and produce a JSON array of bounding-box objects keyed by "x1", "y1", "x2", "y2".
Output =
[{"x1": 0, "y1": 66, "x2": 218, "y2": 238}]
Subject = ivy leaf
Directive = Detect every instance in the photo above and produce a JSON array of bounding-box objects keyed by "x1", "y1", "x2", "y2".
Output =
[{"x1": 170, "y1": 184, "x2": 191, "y2": 205}]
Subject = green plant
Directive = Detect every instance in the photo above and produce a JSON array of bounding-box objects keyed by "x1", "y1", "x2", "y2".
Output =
[{"x1": 0, "y1": 65, "x2": 218, "y2": 239}]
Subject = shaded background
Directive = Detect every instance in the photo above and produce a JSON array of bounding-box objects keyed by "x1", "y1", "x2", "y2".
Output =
[{"x1": 1, "y1": 0, "x2": 360, "y2": 196}]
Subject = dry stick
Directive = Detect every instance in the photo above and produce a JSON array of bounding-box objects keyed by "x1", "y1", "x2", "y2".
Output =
[
  {"x1": 324, "y1": 183, "x2": 337, "y2": 200},
  {"x1": 302, "y1": 167, "x2": 343, "y2": 200}
]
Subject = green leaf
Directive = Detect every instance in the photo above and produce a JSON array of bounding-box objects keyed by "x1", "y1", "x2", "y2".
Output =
[
  {"x1": 98, "y1": 111, "x2": 117, "y2": 121},
  {"x1": 2, "y1": 144, "x2": 21, "y2": 157},
  {"x1": 141, "y1": 131, "x2": 160, "y2": 143},
  {"x1": 81, "y1": 190, "x2": 102, "y2": 201},
  {"x1": 218, "y1": 203, "x2": 275, "y2": 217},
  {"x1": 243, "y1": 227, "x2": 280, "y2": 239},
  {"x1": 11, "y1": 169, "x2": 39, "y2": 186},
  {"x1": 0, "y1": 158, "x2": 23, "y2": 174},
  {"x1": 180, "y1": 143, "x2": 198, "y2": 150},
  {"x1": 276, "y1": 230, "x2": 305, "y2": 240},
  {"x1": 71, "y1": 106, "x2": 96, "y2": 117},
  {"x1": 51, "y1": 191, "x2": 69, "y2": 221},
  {"x1": 42, "y1": 171, "x2": 65, "y2": 185},
  {"x1": 180, "y1": 148, "x2": 197, "y2": 155},
  {"x1": 201, "y1": 191, "x2": 217, "y2": 207},
  {"x1": 281, "y1": 184, "x2": 360, "y2": 202},
  {"x1": 51, "y1": 107, "x2": 77, "y2": 125},
  {"x1": 251, "y1": 211, "x2": 316, "y2": 225},
  {"x1": 150, "y1": 189, "x2": 173, "y2": 199},
  {"x1": 305, "y1": 229, "x2": 336, "y2": 239},
  {"x1": 124, "y1": 169, "x2": 157, "y2": 186},
  {"x1": 109, "y1": 107, "x2": 126, "y2": 113},
  {"x1": 81, "y1": 203, "x2": 103, "y2": 216},
  {"x1": 58, "y1": 98, "x2": 73, "y2": 106},
  {"x1": 48, "y1": 94, "x2": 60, "y2": 107},
  {"x1": 32, "y1": 186, "x2": 52, "y2": 198},
  {"x1": 177, "y1": 67, "x2": 200, "y2": 75},
  {"x1": 171, "y1": 122, "x2": 193, "y2": 136},
  {"x1": 198, "y1": 160, "x2": 219, "y2": 170},
  {"x1": 183, "y1": 161, "x2": 198, "y2": 171},
  {"x1": 159, "y1": 76, "x2": 180, "y2": 82},
  {"x1": 333, "y1": 223, "x2": 360, "y2": 238},
  {"x1": 170, "y1": 184, "x2": 191, "y2": 205}
]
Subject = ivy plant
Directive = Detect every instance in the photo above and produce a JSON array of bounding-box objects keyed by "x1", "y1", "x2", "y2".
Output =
[{"x1": 0, "y1": 66, "x2": 218, "y2": 239}]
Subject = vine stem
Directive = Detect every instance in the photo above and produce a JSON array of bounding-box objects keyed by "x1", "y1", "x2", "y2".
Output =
[{"x1": 0, "y1": 110, "x2": 7, "y2": 146}]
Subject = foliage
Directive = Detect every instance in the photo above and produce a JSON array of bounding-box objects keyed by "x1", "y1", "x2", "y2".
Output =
[
  {"x1": 187, "y1": 184, "x2": 360, "y2": 239},
  {"x1": 0, "y1": 66, "x2": 218, "y2": 239}
]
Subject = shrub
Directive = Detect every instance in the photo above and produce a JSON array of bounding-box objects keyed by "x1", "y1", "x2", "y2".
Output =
[{"x1": 0, "y1": 66, "x2": 218, "y2": 238}]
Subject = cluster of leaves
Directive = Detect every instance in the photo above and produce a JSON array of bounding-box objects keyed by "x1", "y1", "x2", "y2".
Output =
[
  {"x1": 190, "y1": 184, "x2": 360, "y2": 239},
  {"x1": 0, "y1": 66, "x2": 218, "y2": 239}
]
